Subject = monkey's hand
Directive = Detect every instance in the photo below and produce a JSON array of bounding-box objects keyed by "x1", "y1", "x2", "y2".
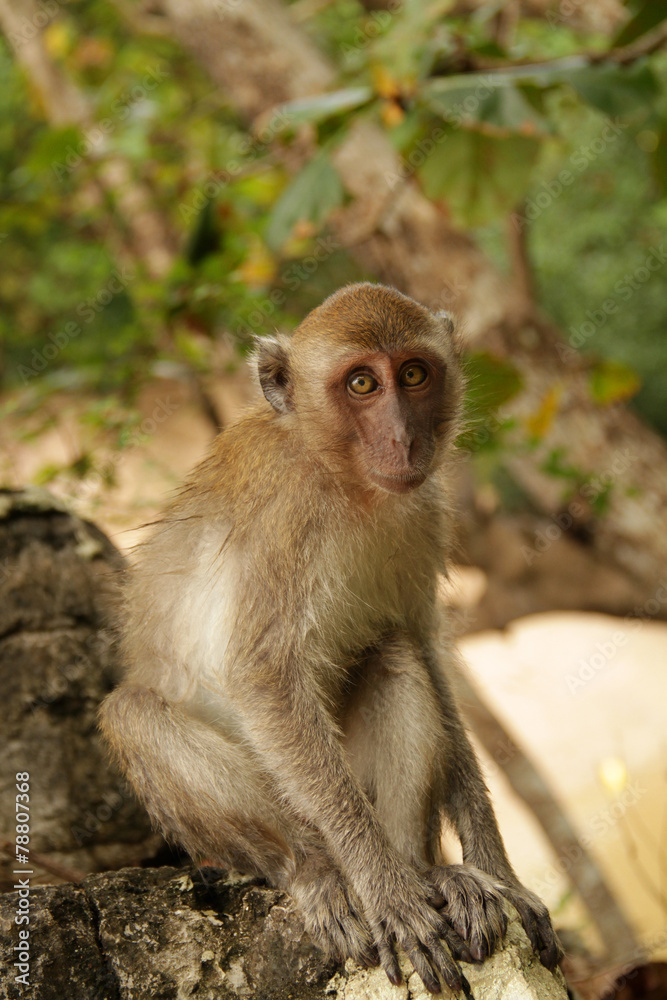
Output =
[
  {"x1": 362, "y1": 861, "x2": 466, "y2": 994},
  {"x1": 289, "y1": 852, "x2": 378, "y2": 969},
  {"x1": 425, "y1": 864, "x2": 508, "y2": 963},
  {"x1": 426, "y1": 865, "x2": 563, "y2": 972},
  {"x1": 495, "y1": 878, "x2": 563, "y2": 971}
]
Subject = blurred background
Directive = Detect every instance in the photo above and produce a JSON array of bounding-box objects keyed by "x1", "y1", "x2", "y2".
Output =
[{"x1": 1, "y1": 0, "x2": 667, "y2": 996}]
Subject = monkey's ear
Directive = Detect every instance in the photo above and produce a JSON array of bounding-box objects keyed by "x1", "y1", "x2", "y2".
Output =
[
  {"x1": 253, "y1": 335, "x2": 293, "y2": 414},
  {"x1": 435, "y1": 310, "x2": 455, "y2": 337}
]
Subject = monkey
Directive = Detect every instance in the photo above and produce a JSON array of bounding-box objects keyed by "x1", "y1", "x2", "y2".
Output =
[{"x1": 99, "y1": 282, "x2": 562, "y2": 994}]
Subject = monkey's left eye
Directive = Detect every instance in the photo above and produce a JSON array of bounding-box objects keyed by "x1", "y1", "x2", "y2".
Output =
[
  {"x1": 399, "y1": 362, "x2": 428, "y2": 387},
  {"x1": 348, "y1": 372, "x2": 378, "y2": 395}
]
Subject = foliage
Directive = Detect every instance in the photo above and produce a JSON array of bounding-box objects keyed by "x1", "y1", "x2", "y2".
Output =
[{"x1": 1, "y1": 0, "x2": 667, "y2": 491}]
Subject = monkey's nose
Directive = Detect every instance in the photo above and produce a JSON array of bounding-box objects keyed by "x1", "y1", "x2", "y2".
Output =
[{"x1": 389, "y1": 435, "x2": 415, "y2": 465}]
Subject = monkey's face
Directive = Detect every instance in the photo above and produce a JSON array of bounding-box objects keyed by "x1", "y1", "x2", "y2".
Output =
[
  {"x1": 255, "y1": 283, "x2": 464, "y2": 495},
  {"x1": 325, "y1": 348, "x2": 451, "y2": 494}
]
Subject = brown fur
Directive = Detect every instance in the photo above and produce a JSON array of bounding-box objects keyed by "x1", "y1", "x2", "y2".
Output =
[{"x1": 99, "y1": 283, "x2": 561, "y2": 993}]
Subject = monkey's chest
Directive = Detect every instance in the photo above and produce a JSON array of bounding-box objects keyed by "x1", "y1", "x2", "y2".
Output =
[{"x1": 316, "y1": 543, "x2": 433, "y2": 659}]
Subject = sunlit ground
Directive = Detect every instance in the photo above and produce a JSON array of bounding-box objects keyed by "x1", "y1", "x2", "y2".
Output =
[{"x1": 2, "y1": 373, "x2": 666, "y2": 966}]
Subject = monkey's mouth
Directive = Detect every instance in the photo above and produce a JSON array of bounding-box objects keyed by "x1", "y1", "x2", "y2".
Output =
[{"x1": 369, "y1": 470, "x2": 427, "y2": 494}]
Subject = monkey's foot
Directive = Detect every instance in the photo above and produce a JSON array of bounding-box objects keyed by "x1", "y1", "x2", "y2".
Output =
[
  {"x1": 425, "y1": 863, "x2": 509, "y2": 963},
  {"x1": 363, "y1": 863, "x2": 466, "y2": 995},
  {"x1": 497, "y1": 881, "x2": 563, "y2": 971},
  {"x1": 289, "y1": 854, "x2": 378, "y2": 969}
]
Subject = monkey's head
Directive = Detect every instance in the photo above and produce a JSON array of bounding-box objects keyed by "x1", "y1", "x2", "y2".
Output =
[{"x1": 255, "y1": 283, "x2": 465, "y2": 495}]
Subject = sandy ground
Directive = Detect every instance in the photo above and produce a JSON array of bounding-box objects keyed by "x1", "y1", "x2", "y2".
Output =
[{"x1": 1, "y1": 373, "x2": 666, "y2": 965}]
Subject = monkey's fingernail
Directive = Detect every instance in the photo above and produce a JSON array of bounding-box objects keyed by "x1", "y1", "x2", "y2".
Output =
[
  {"x1": 443, "y1": 973, "x2": 462, "y2": 993},
  {"x1": 422, "y1": 973, "x2": 441, "y2": 994},
  {"x1": 469, "y1": 942, "x2": 485, "y2": 962}
]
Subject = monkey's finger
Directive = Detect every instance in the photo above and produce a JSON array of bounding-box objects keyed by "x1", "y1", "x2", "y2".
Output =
[
  {"x1": 511, "y1": 898, "x2": 541, "y2": 957},
  {"x1": 467, "y1": 932, "x2": 488, "y2": 963},
  {"x1": 468, "y1": 905, "x2": 504, "y2": 961},
  {"x1": 517, "y1": 905, "x2": 561, "y2": 970},
  {"x1": 335, "y1": 913, "x2": 380, "y2": 969},
  {"x1": 536, "y1": 920, "x2": 563, "y2": 970},
  {"x1": 427, "y1": 888, "x2": 445, "y2": 908},
  {"x1": 440, "y1": 923, "x2": 476, "y2": 965},
  {"x1": 333, "y1": 925, "x2": 378, "y2": 970},
  {"x1": 358, "y1": 942, "x2": 381, "y2": 969},
  {"x1": 372, "y1": 926, "x2": 402, "y2": 986},
  {"x1": 439, "y1": 906, "x2": 472, "y2": 950},
  {"x1": 494, "y1": 901, "x2": 509, "y2": 940},
  {"x1": 404, "y1": 935, "x2": 441, "y2": 995},
  {"x1": 352, "y1": 937, "x2": 380, "y2": 970},
  {"x1": 423, "y1": 935, "x2": 463, "y2": 993}
]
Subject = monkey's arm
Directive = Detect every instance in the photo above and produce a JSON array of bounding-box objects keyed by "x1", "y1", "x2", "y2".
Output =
[
  {"x1": 420, "y1": 642, "x2": 562, "y2": 970},
  {"x1": 232, "y1": 654, "x2": 462, "y2": 994}
]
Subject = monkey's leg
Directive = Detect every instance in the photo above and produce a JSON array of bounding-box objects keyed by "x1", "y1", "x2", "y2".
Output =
[
  {"x1": 343, "y1": 635, "x2": 443, "y2": 867},
  {"x1": 100, "y1": 685, "x2": 376, "y2": 966},
  {"x1": 420, "y1": 645, "x2": 563, "y2": 970},
  {"x1": 286, "y1": 847, "x2": 378, "y2": 967},
  {"x1": 342, "y1": 635, "x2": 477, "y2": 967},
  {"x1": 99, "y1": 684, "x2": 303, "y2": 877}
]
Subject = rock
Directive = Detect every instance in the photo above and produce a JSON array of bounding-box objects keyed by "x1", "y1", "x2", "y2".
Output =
[
  {"x1": 0, "y1": 866, "x2": 569, "y2": 999},
  {"x1": 0, "y1": 488, "x2": 161, "y2": 889}
]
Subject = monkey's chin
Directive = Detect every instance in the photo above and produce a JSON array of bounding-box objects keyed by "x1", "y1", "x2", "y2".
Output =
[{"x1": 368, "y1": 471, "x2": 427, "y2": 494}]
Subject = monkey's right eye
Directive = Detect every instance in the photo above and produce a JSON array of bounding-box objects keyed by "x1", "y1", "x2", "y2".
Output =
[{"x1": 348, "y1": 372, "x2": 378, "y2": 395}]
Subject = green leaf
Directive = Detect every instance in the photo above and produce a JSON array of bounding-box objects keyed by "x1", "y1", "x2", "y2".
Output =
[
  {"x1": 463, "y1": 352, "x2": 523, "y2": 415},
  {"x1": 417, "y1": 129, "x2": 540, "y2": 226},
  {"x1": 420, "y1": 60, "x2": 658, "y2": 127},
  {"x1": 265, "y1": 153, "x2": 344, "y2": 251},
  {"x1": 588, "y1": 359, "x2": 641, "y2": 405},
  {"x1": 565, "y1": 62, "x2": 659, "y2": 119},
  {"x1": 613, "y1": 1, "x2": 667, "y2": 47},
  {"x1": 25, "y1": 126, "x2": 82, "y2": 174},
  {"x1": 541, "y1": 447, "x2": 584, "y2": 482},
  {"x1": 651, "y1": 127, "x2": 667, "y2": 193},
  {"x1": 270, "y1": 88, "x2": 373, "y2": 128},
  {"x1": 458, "y1": 352, "x2": 522, "y2": 451},
  {"x1": 422, "y1": 77, "x2": 549, "y2": 135}
]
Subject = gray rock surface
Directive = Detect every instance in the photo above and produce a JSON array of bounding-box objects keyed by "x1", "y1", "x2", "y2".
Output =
[
  {"x1": 0, "y1": 866, "x2": 569, "y2": 999},
  {"x1": 0, "y1": 488, "x2": 161, "y2": 888}
]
